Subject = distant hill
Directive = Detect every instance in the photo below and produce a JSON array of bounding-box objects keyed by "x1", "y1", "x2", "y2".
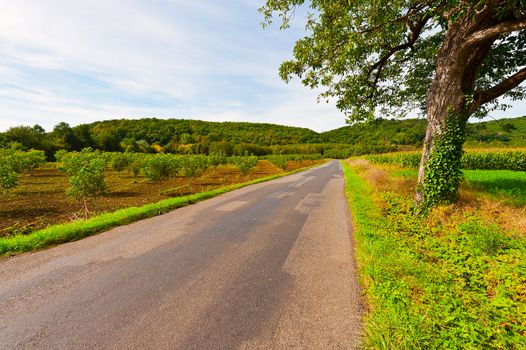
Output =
[
  {"x1": 320, "y1": 118, "x2": 427, "y2": 146},
  {"x1": 84, "y1": 118, "x2": 321, "y2": 147},
  {"x1": 464, "y1": 116, "x2": 526, "y2": 147},
  {"x1": 320, "y1": 116, "x2": 526, "y2": 147}
]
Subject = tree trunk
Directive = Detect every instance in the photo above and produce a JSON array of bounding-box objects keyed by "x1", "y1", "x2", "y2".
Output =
[{"x1": 414, "y1": 21, "x2": 476, "y2": 209}]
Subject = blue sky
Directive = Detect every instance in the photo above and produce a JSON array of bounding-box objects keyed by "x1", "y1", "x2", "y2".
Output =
[{"x1": 0, "y1": 0, "x2": 524, "y2": 132}]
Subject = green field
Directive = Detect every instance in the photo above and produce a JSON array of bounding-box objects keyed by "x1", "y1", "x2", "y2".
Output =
[
  {"x1": 464, "y1": 170, "x2": 526, "y2": 207},
  {"x1": 391, "y1": 168, "x2": 526, "y2": 207},
  {"x1": 342, "y1": 160, "x2": 526, "y2": 349}
]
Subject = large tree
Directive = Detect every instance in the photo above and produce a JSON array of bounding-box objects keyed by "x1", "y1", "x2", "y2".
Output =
[{"x1": 261, "y1": 0, "x2": 526, "y2": 208}]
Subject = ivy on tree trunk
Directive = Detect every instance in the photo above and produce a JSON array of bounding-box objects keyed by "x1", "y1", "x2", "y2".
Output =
[{"x1": 416, "y1": 113, "x2": 466, "y2": 209}]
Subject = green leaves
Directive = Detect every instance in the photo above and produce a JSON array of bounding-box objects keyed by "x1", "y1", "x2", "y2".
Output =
[
  {"x1": 233, "y1": 155, "x2": 259, "y2": 176},
  {"x1": 143, "y1": 154, "x2": 181, "y2": 182},
  {"x1": 262, "y1": 1, "x2": 526, "y2": 121},
  {"x1": 267, "y1": 155, "x2": 289, "y2": 169},
  {"x1": 66, "y1": 158, "x2": 107, "y2": 202},
  {"x1": 0, "y1": 149, "x2": 46, "y2": 194},
  {"x1": 262, "y1": 0, "x2": 438, "y2": 121},
  {"x1": 365, "y1": 150, "x2": 526, "y2": 171},
  {"x1": 0, "y1": 163, "x2": 18, "y2": 194}
]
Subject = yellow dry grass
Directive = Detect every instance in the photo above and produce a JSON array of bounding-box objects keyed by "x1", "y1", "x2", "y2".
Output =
[{"x1": 346, "y1": 159, "x2": 526, "y2": 237}]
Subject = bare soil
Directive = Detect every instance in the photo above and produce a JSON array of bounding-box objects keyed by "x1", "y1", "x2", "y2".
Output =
[{"x1": 0, "y1": 160, "x2": 322, "y2": 237}]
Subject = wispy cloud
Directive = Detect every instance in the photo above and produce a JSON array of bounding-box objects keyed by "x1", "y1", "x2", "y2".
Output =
[{"x1": 0, "y1": 0, "x2": 523, "y2": 133}]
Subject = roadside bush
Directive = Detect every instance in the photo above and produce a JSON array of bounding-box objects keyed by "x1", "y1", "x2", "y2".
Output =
[
  {"x1": 267, "y1": 155, "x2": 288, "y2": 170},
  {"x1": 66, "y1": 157, "x2": 107, "y2": 217},
  {"x1": 180, "y1": 155, "x2": 209, "y2": 177},
  {"x1": 143, "y1": 154, "x2": 179, "y2": 182},
  {"x1": 208, "y1": 152, "x2": 228, "y2": 167},
  {"x1": 108, "y1": 153, "x2": 131, "y2": 172},
  {"x1": 60, "y1": 148, "x2": 105, "y2": 176},
  {"x1": 0, "y1": 163, "x2": 18, "y2": 194},
  {"x1": 233, "y1": 156, "x2": 259, "y2": 176}
]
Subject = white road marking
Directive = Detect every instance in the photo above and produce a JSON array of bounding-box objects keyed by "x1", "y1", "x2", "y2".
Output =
[
  {"x1": 289, "y1": 176, "x2": 315, "y2": 189},
  {"x1": 294, "y1": 193, "x2": 322, "y2": 215},
  {"x1": 269, "y1": 191, "x2": 294, "y2": 199},
  {"x1": 215, "y1": 200, "x2": 248, "y2": 212}
]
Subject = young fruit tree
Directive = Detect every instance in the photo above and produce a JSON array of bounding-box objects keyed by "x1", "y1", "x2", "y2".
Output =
[
  {"x1": 261, "y1": 1, "x2": 526, "y2": 209},
  {"x1": 66, "y1": 157, "x2": 107, "y2": 218},
  {"x1": 0, "y1": 162, "x2": 18, "y2": 195},
  {"x1": 234, "y1": 156, "x2": 259, "y2": 178}
]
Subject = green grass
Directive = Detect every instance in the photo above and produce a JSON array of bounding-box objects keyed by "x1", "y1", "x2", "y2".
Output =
[
  {"x1": 391, "y1": 168, "x2": 526, "y2": 206},
  {"x1": 341, "y1": 161, "x2": 526, "y2": 349},
  {"x1": 0, "y1": 164, "x2": 322, "y2": 256},
  {"x1": 463, "y1": 170, "x2": 526, "y2": 206}
]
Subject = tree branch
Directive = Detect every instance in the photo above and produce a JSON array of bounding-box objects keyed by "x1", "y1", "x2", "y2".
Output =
[
  {"x1": 365, "y1": 16, "x2": 429, "y2": 96},
  {"x1": 357, "y1": 2, "x2": 431, "y2": 34},
  {"x1": 465, "y1": 18, "x2": 526, "y2": 47},
  {"x1": 470, "y1": 66, "x2": 526, "y2": 113}
]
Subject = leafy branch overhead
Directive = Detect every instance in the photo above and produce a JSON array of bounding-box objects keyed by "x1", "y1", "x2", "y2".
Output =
[{"x1": 260, "y1": 1, "x2": 526, "y2": 122}]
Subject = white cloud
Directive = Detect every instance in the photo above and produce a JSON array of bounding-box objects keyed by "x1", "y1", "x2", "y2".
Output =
[{"x1": 0, "y1": 0, "x2": 523, "y2": 134}]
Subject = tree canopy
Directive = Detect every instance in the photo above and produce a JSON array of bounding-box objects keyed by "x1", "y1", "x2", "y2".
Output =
[
  {"x1": 261, "y1": 1, "x2": 526, "y2": 122},
  {"x1": 262, "y1": 0, "x2": 526, "y2": 208}
]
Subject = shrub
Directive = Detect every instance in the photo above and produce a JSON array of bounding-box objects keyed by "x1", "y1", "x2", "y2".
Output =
[
  {"x1": 0, "y1": 149, "x2": 46, "y2": 174},
  {"x1": 208, "y1": 152, "x2": 228, "y2": 167},
  {"x1": 234, "y1": 156, "x2": 259, "y2": 176},
  {"x1": 54, "y1": 149, "x2": 68, "y2": 163},
  {"x1": 180, "y1": 155, "x2": 209, "y2": 177},
  {"x1": 0, "y1": 149, "x2": 46, "y2": 194},
  {"x1": 128, "y1": 155, "x2": 146, "y2": 177},
  {"x1": 66, "y1": 157, "x2": 107, "y2": 217},
  {"x1": 267, "y1": 155, "x2": 288, "y2": 170},
  {"x1": 143, "y1": 154, "x2": 179, "y2": 181},
  {"x1": 364, "y1": 150, "x2": 526, "y2": 171},
  {"x1": 60, "y1": 148, "x2": 105, "y2": 176},
  {"x1": 0, "y1": 163, "x2": 18, "y2": 194},
  {"x1": 109, "y1": 153, "x2": 131, "y2": 172}
]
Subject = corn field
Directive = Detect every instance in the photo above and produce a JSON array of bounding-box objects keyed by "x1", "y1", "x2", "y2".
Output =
[{"x1": 363, "y1": 149, "x2": 526, "y2": 171}]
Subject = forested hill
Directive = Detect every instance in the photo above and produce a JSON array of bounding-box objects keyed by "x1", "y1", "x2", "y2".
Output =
[
  {"x1": 1, "y1": 116, "x2": 525, "y2": 158},
  {"x1": 319, "y1": 116, "x2": 526, "y2": 147},
  {"x1": 320, "y1": 119, "x2": 427, "y2": 145},
  {"x1": 81, "y1": 118, "x2": 322, "y2": 147},
  {"x1": 0, "y1": 118, "x2": 321, "y2": 156}
]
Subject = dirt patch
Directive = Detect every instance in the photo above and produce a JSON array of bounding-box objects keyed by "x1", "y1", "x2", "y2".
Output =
[{"x1": 0, "y1": 160, "x2": 322, "y2": 237}]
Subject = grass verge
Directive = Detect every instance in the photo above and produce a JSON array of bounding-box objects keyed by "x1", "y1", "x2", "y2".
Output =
[
  {"x1": 341, "y1": 160, "x2": 526, "y2": 349},
  {"x1": 391, "y1": 168, "x2": 526, "y2": 207},
  {"x1": 0, "y1": 163, "x2": 323, "y2": 256}
]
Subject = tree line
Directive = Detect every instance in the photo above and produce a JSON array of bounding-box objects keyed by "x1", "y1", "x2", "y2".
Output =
[{"x1": 1, "y1": 117, "x2": 523, "y2": 160}]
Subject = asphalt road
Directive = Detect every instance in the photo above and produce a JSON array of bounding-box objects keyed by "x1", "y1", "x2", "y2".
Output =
[{"x1": 0, "y1": 160, "x2": 363, "y2": 349}]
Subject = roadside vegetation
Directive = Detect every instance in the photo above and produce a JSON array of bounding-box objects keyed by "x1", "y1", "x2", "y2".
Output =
[
  {"x1": 342, "y1": 159, "x2": 525, "y2": 349},
  {"x1": 0, "y1": 164, "x2": 323, "y2": 256},
  {"x1": 364, "y1": 149, "x2": 526, "y2": 171}
]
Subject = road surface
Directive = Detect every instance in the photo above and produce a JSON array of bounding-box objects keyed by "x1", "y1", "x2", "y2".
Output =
[{"x1": 0, "y1": 160, "x2": 363, "y2": 349}]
